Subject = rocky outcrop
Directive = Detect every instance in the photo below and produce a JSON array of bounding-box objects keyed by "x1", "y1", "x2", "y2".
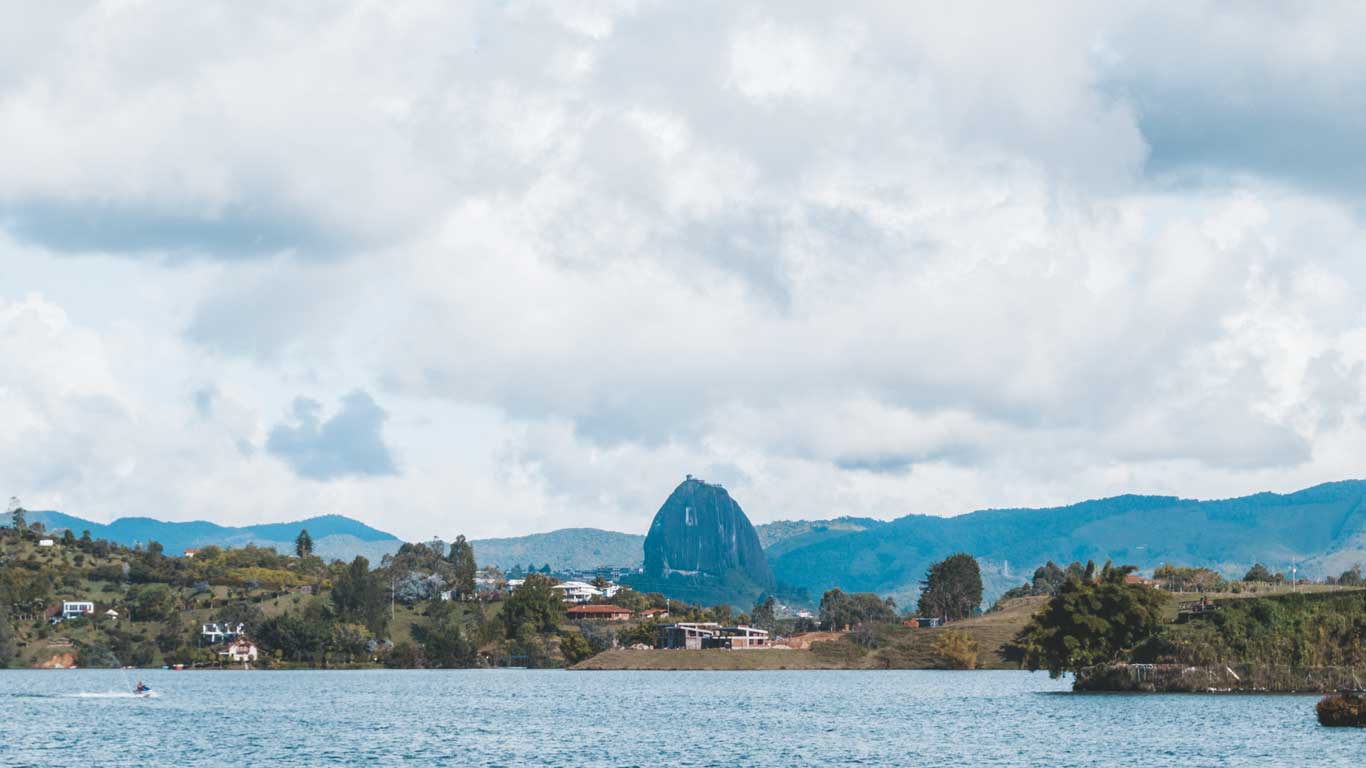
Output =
[{"x1": 643, "y1": 477, "x2": 774, "y2": 589}]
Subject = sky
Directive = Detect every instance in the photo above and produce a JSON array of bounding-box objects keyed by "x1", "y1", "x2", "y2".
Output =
[{"x1": 3, "y1": 1, "x2": 1366, "y2": 541}]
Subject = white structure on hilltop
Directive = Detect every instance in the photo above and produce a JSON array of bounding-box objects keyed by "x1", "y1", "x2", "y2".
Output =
[
  {"x1": 202, "y1": 622, "x2": 246, "y2": 643},
  {"x1": 61, "y1": 601, "x2": 95, "y2": 620},
  {"x1": 552, "y1": 581, "x2": 602, "y2": 604},
  {"x1": 549, "y1": 581, "x2": 624, "y2": 604}
]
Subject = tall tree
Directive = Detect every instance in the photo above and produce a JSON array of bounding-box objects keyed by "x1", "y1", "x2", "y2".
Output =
[
  {"x1": 447, "y1": 535, "x2": 477, "y2": 599},
  {"x1": 917, "y1": 553, "x2": 983, "y2": 621},
  {"x1": 1005, "y1": 562, "x2": 1166, "y2": 678},
  {"x1": 502, "y1": 574, "x2": 563, "y2": 638},
  {"x1": 1243, "y1": 563, "x2": 1272, "y2": 583},
  {"x1": 331, "y1": 556, "x2": 388, "y2": 635},
  {"x1": 751, "y1": 596, "x2": 777, "y2": 631},
  {"x1": 295, "y1": 528, "x2": 314, "y2": 559},
  {"x1": 9, "y1": 507, "x2": 25, "y2": 534}
]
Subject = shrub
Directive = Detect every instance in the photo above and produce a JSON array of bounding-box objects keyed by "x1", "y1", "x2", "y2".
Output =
[
  {"x1": 1317, "y1": 694, "x2": 1366, "y2": 727},
  {"x1": 929, "y1": 630, "x2": 978, "y2": 670}
]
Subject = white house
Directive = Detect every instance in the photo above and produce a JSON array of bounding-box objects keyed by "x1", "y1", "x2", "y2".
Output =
[
  {"x1": 38, "y1": 538, "x2": 55, "y2": 547},
  {"x1": 104, "y1": 609, "x2": 119, "y2": 621},
  {"x1": 61, "y1": 601, "x2": 95, "y2": 620},
  {"x1": 221, "y1": 638, "x2": 259, "y2": 663},
  {"x1": 552, "y1": 581, "x2": 602, "y2": 604}
]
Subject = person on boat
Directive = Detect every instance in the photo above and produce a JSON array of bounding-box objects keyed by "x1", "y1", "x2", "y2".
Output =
[{"x1": 135, "y1": 681, "x2": 150, "y2": 694}]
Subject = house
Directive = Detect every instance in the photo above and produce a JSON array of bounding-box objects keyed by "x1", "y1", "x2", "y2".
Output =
[
  {"x1": 566, "y1": 604, "x2": 632, "y2": 621},
  {"x1": 1124, "y1": 574, "x2": 1157, "y2": 587},
  {"x1": 552, "y1": 581, "x2": 603, "y2": 604},
  {"x1": 38, "y1": 538, "x2": 55, "y2": 547},
  {"x1": 183, "y1": 549, "x2": 199, "y2": 558},
  {"x1": 507, "y1": 579, "x2": 526, "y2": 590},
  {"x1": 639, "y1": 608, "x2": 670, "y2": 620},
  {"x1": 438, "y1": 590, "x2": 453, "y2": 602},
  {"x1": 656, "y1": 622, "x2": 771, "y2": 650},
  {"x1": 221, "y1": 638, "x2": 259, "y2": 663},
  {"x1": 202, "y1": 622, "x2": 246, "y2": 643},
  {"x1": 104, "y1": 609, "x2": 119, "y2": 621},
  {"x1": 61, "y1": 601, "x2": 95, "y2": 620}
]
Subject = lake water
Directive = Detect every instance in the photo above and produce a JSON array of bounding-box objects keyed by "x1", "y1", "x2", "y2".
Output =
[{"x1": 0, "y1": 669, "x2": 1355, "y2": 766}]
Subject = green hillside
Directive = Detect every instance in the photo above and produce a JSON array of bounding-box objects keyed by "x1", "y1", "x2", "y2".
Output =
[
  {"x1": 771, "y1": 481, "x2": 1366, "y2": 606},
  {"x1": 471, "y1": 528, "x2": 644, "y2": 571}
]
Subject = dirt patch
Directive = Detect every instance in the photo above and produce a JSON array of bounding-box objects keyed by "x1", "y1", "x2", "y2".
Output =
[{"x1": 35, "y1": 652, "x2": 77, "y2": 669}]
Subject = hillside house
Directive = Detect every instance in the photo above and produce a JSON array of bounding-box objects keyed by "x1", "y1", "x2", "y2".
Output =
[
  {"x1": 221, "y1": 638, "x2": 259, "y2": 663},
  {"x1": 61, "y1": 601, "x2": 95, "y2": 620},
  {"x1": 183, "y1": 549, "x2": 199, "y2": 558},
  {"x1": 639, "y1": 608, "x2": 670, "y2": 620},
  {"x1": 104, "y1": 609, "x2": 119, "y2": 621},
  {"x1": 38, "y1": 538, "x2": 54, "y2": 547},
  {"x1": 567, "y1": 604, "x2": 632, "y2": 621},
  {"x1": 553, "y1": 581, "x2": 602, "y2": 603},
  {"x1": 656, "y1": 623, "x2": 771, "y2": 650}
]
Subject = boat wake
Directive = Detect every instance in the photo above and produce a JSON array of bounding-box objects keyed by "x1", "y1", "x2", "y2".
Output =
[{"x1": 68, "y1": 691, "x2": 160, "y2": 699}]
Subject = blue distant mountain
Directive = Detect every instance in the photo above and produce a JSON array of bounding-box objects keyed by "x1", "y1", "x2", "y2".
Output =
[
  {"x1": 769, "y1": 480, "x2": 1366, "y2": 607},
  {"x1": 25, "y1": 510, "x2": 401, "y2": 562}
]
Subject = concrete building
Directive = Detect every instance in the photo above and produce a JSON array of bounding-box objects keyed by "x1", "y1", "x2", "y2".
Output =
[{"x1": 656, "y1": 622, "x2": 771, "y2": 650}]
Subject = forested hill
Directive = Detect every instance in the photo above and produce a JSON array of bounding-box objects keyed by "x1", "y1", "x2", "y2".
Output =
[
  {"x1": 770, "y1": 480, "x2": 1366, "y2": 607},
  {"x1": 25, "y1": 511, "x2": 402, "y2": 563},
  {"x1": 470, "y1": 529, "x2": 645, "y2": 571}
]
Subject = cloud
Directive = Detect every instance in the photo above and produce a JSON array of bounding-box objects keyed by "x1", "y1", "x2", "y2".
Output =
[
  {"x1": 266, "y1": 391, "x2": 397, "y2": 481},
  {"x1": 6, "y1": 3, "x2": 1366, "y2": 541}
]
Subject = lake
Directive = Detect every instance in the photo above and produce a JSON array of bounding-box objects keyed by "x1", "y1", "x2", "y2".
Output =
[{"x1": 0, "y1": 669, "x2": 1354, "y2": 766}]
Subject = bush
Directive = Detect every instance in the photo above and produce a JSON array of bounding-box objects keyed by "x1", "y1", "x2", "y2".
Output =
[
  {"x1": 1317, "y1": 694, "x2": 1366, "y2": 727},
  {"x1": 929, "y1": 630, "x2": 978, "y2": 670},
  {"x1": 560, "y1": 632, "x2": 594, "y2": 665}
]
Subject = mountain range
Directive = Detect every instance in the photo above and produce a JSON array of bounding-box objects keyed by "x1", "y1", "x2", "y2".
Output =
[
  {"x1": 25, "y1": 511, "x2": 404, "y2": 564},
  {"x1": 22, "y1": 479, "x2": 1366, "y2": 608}
]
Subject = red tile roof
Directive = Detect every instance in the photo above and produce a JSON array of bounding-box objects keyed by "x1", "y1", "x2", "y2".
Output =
[{"x1": 567, "y1": 605, "x2": 630, "y2": 615}]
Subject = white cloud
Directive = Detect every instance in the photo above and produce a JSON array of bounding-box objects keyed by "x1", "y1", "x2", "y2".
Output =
[{"x1": 3, "y1": 2, "x2": 1366, "y2": 540}]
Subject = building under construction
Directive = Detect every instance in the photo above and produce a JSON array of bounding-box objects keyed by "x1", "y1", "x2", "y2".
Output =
[{"x1": 655, "y1": 622, "x2": 771, "y2": 650}]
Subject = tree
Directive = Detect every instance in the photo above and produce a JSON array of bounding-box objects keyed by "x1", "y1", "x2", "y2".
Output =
[
  {"x1": 128, "y1": 584, "x2": 175, "y2": 622},
  {"x1": 917, "y1": 553, "x2": 983, "y2": 621},
  {"x1": 331, "y1": 556, "x2": 388, "y2": 635},
  {"x1": 414, "y1": 614, "x2": 476, "y2": 668},
  {"x1": 819, "y1": 589, "x2": 896, "y2": 630},
  {"x1": 1338, "y1": 566, "x2": 1364, "y2": 588},
  {"x1": 502, "y1": 574, "x2": 563, "y2": 638},
  {"x1": 1243, "y1": 563, "x2": 1273, "y2": 583},
  {"x1": 1005, "y1": 562, "x2": 1166, "y2": 678},
  {"x1": 0, "y1": 607, "x2": 15, "y2": 668},
  {"x1": 295, "y1": 529, "x2": 314, "y2": 559},
  {"x1": 447, "y1": 535, "x2": 477, "y2": 599},
  {"x1": 929, "y1": 630, "x2": 978, "y2": 670},
  {"x1": 61, "y1": 529, "x2": 76, "y2": 547},
  {"x1": 9, "y1": 506, "x2": 25, "y2": 534},
  {"x1": 751, "y1": 596, "x2": 777, "y2": 632},
  {"x1": 328, "y1": 623, "x2": 372, "y2": 665},
  {"x1": 560, "y1": 632, "x2": 594, "y2": 665}
]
